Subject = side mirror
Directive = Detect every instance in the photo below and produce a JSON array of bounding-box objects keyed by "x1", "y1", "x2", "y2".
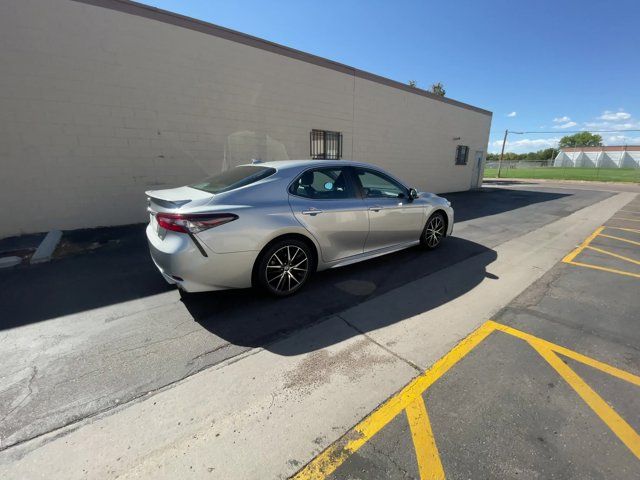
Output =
[{"x1": 408, "y1": 188, "x2": 419, "y2": 201}]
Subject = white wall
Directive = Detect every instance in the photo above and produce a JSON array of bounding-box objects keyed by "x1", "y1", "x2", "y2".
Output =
[
  {"x1": 0, "y1": 0, "x2": 491, "y2": 238},
  {"x1": 353, "y1": 79, "x2": 490, "y2": 193}
]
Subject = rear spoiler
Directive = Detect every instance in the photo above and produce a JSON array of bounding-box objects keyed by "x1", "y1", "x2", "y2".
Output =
[{"x1": 146, "y1": 195, "x2": 191, "y2": 210}]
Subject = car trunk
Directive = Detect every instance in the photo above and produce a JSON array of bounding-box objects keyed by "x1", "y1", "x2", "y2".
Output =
[{"x1": 146, "y1": 186, "x2": 214, "y2": 213}]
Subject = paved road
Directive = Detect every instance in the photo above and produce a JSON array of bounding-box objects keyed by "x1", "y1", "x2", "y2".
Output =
[
  {"x1": 303, "y1": 194, "x2": 640, "y2": 479},
  {"x1": 0, "y1": 184, "x2": 617, "y2": 449}
]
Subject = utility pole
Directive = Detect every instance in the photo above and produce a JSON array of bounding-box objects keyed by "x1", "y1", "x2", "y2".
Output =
[{"x1": 497, "y1": 129, "x2": 508, "y2": 178}]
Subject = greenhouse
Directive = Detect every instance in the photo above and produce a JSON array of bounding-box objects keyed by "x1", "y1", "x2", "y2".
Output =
[{"x1": 554, "y1": 146, "x2": 640, "y2": 168}]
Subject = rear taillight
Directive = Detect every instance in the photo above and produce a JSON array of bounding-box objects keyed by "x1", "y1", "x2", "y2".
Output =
[{"x1": 155, "y1": 213, "x2": 238, "y2": 233}]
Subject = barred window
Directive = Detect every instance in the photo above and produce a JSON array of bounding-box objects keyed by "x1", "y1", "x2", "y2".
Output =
[
  {"x1": 310, "y1": 130, "x2": 342, "y2": 160},
  {"x1": 455, "y1": 145, "x2": 469, "y2": 165}
]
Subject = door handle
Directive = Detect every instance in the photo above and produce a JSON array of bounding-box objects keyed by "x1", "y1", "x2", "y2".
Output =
[
  {"x1": 368, "y1": 205, "x2": 383, "y2": 212},
  {"x1": 302, "y1": 209, "x2": 323, "y2": 216}
]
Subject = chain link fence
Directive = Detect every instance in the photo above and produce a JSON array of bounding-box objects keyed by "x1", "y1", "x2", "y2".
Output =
[{"x1": 485, "y1": 145, "x2": 640, "y2": 183}]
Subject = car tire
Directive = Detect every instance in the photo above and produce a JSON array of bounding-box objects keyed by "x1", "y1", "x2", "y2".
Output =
[
  {"x1": 420, "y1": 211, "x2": 446, "y2": 250},
  {"x1": 257, "y1": 238, "x2": 313, "y2": 297}
]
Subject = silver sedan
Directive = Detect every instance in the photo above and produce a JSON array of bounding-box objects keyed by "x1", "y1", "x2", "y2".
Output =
[{"x1": 146, "y1": 160, "x2": 454, "y2": 296}]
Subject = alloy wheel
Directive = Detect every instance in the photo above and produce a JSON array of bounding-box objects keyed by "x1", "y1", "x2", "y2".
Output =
[
  {"x1": 265, "y1": 245, "x2": 309, "y2": 294},
  {"x1": 424, "y1": 214, "x2": 445, "y2": 248}
]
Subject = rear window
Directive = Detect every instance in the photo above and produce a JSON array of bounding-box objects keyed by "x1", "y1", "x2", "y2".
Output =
[{"x1": 190, "y1": 166, "x2": 276, "y2": 194}]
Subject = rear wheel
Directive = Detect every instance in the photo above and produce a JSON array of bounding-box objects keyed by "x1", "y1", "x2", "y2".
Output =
[
  {"x1": 257, "y1": 239, "x2": 312, "y2": 297},
  {"x1": 420, "y1": 211, "x2": 446, "y2": 249}
]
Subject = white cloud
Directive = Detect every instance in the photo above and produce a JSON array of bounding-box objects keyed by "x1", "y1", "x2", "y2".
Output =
[
  {"x1": 488, "y1": 110, "x2": 640, "y2": 154},
  {"x1": 584, "y1": 120, "x2": 640, "y2": 130},
  {"x1": 554, "y1": 121, "x2": 577, "y2": 129},
  {"x1": 599, "y1": 110, "x2": 631, "y2": 121},
  {"x1": 489, "y1": 137, "x2": 560, "y2": 153},
  {"x1": 603, "y1": 134, "x2": 640, "y2": 144},
  {"x1": 507, "y1": 111, "x2": 517, "y2": 117}
]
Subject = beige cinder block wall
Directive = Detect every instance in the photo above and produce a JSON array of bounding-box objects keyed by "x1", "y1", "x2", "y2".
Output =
[
  {"x1": 353, "y1": 79, "x2": 491, "y2": 193},
  {"x1": 0, "y1": 0, "x2": 491, "y2": 239}
]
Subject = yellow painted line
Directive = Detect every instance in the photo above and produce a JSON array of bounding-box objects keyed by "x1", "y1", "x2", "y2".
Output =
[
  {"x1": 291, "y1": 394, "x2": 405, "y2": 480},
  {"x1": 529, "y1": 341, "x2": 640, "y2": 460},
  {"x1": 562, "y1": 226, "x2": 604, "y2": 263},
  {"x1": 611, "y1": 217, "x2": 640, "y2": 223},
  {"x1": 598, "y1": 233, "x2": 640, "y2": 247},
  {"x1": 406, "y1": 397, "x2": 445, "y2": 480},
  {"x1": 585, "y1": 245, "x2": 640, "y2": 266},
  {"x1": 294, "y1": 321, "x2": 640, "y2": 479},
  {"x1": 605, "y1": 226, "x2": 640, "y2": 235},
  {"x1": 488, "y1": 321, "x2": 640, "y2": 386},
  {"x1": 292, "y1": 321, "x2": 497, "y2": 480},
  {"x1": 565, "y1": 261, "x2": 640, "y2": 279}
]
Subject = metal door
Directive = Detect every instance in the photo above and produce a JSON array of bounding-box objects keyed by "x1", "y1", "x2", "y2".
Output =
[
  {"x1": 352, "y1": 167, "x2": 424, "y2": 252},
  {"x1": 289, "y1": 167, "x2": 369, "y2": 262},
  {"x1": 472, "y1": 151, "x2": 484, "y2": 188}
]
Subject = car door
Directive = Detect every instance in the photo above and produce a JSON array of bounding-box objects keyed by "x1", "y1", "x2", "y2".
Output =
[
  {"x1": 353, "y1": 167, "x2": 424, "y2": 252},
  {"x1": 289, "y1": 166, "x2": 369, "y2": 262}
]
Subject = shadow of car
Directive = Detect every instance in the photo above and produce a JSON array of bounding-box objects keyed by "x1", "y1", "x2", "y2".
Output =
[{"x1": 181, "y1": 236, "x2": 497, "y2": 355}]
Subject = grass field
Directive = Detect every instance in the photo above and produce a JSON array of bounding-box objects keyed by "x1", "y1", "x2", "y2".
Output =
[{"x1": 484, "y1": 167, "x2": 640, "y2": 183}]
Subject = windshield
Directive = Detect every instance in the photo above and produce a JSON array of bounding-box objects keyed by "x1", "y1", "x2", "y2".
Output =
[{"x1": 190, "y1": 166, "x2": 276, "y2": 194}]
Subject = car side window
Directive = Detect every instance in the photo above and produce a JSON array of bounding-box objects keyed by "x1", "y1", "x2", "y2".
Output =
[
  {"x1": 355, "y1": 169, "x2": 406, "y2": 199},
  {"x1": 290, "y1": 168, "x2": 353, "y2": 200}
]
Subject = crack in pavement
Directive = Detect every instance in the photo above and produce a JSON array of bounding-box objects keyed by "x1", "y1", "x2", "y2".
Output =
[
  {"x1": 369, "y1": 432, "x2": 414, "y2": 479},
  {"x1": 336, "y1": 314, "x2": 423, "y2": 374},
  {"x1": 0, "y1": 366, "x2": 37, "y2": 428}
]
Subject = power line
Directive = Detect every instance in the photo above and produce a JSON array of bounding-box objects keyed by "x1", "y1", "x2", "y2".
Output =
[
  {"x1": 496, "y1": 127, "x2": 640, "y2": 178},
  {"x1": 510, "y1": 129, "x2": 640, "y2": 135}
]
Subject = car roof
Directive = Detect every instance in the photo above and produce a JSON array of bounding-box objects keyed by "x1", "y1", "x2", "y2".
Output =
[
  {"x1": 240, "y1": 159, "x2": 375, "y2": 171},
  {"x1": 233, "y1": 159, "x2": 412, "y2": 190}
]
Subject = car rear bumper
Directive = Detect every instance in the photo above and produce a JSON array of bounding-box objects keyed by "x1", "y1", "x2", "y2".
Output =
[{"x1": 146, "y1": 224, "x2": 258, "y2": 292}]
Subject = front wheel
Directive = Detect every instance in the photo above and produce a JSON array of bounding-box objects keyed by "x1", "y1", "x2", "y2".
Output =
[
  {"x1": 420, "y1": 212, "x2": 446, "y2": 250},
  {"x1": 257, "y1": 239, "x2": 312, "y2": 297}
]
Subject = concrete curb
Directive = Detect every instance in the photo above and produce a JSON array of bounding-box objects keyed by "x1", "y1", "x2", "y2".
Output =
[
  {"x1": 30, "y1": 230, "x2": 63, "y2": 264},
  {"x1": 0, "y1": 256, "x2": 22, "y2": 269},
  {"x1": 484, "y1": 177, "x2": 640, "y2": 187}
]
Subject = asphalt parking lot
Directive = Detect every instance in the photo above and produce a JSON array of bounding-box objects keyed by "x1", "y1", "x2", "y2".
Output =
[
  {"x1": 1, "y1": 182, "x2": 638, "y2": 480},
  {"x1": 292, "y1": 195, "x2": 640, "y2": 479},
  {"x1": 0, "y1": 185, "x2": 616, "y2": 451}
]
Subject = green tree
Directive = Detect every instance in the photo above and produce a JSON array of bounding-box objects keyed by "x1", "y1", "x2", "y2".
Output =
[
  {"x1": 538, "y1": 147, "x2": 556, "y2": 160},
  {"x1": 408, "y1": 80, "x2": 417, "y2": 88},
  {"x1": 487, "y1": 147, "x2": 557, "y2": 163},
  {"x1": 558, "y1": 132, "x2": 603, "y2": 148},
  {"x1": 430, "y1": 82, "x2": 446, "y2": 96}
]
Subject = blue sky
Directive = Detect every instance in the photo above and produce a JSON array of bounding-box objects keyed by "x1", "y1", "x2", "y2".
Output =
[{"x1": 144, "y1": 0, "x2": 640, "y2": 153}]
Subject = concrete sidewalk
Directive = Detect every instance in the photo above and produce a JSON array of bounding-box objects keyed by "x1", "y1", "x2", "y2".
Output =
[
  {"x1": 313, "y1": 195, "x2": 640, "y2": 479},
  {"x1": 3, "y1": 186, "x2": 606, "y2": 450},
  {"x1": 0, "y1": 191, "x2": 634, "y2": 479},
  {"x1": 484, "y1": 177, "x2": 640, "y2": 193}
]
